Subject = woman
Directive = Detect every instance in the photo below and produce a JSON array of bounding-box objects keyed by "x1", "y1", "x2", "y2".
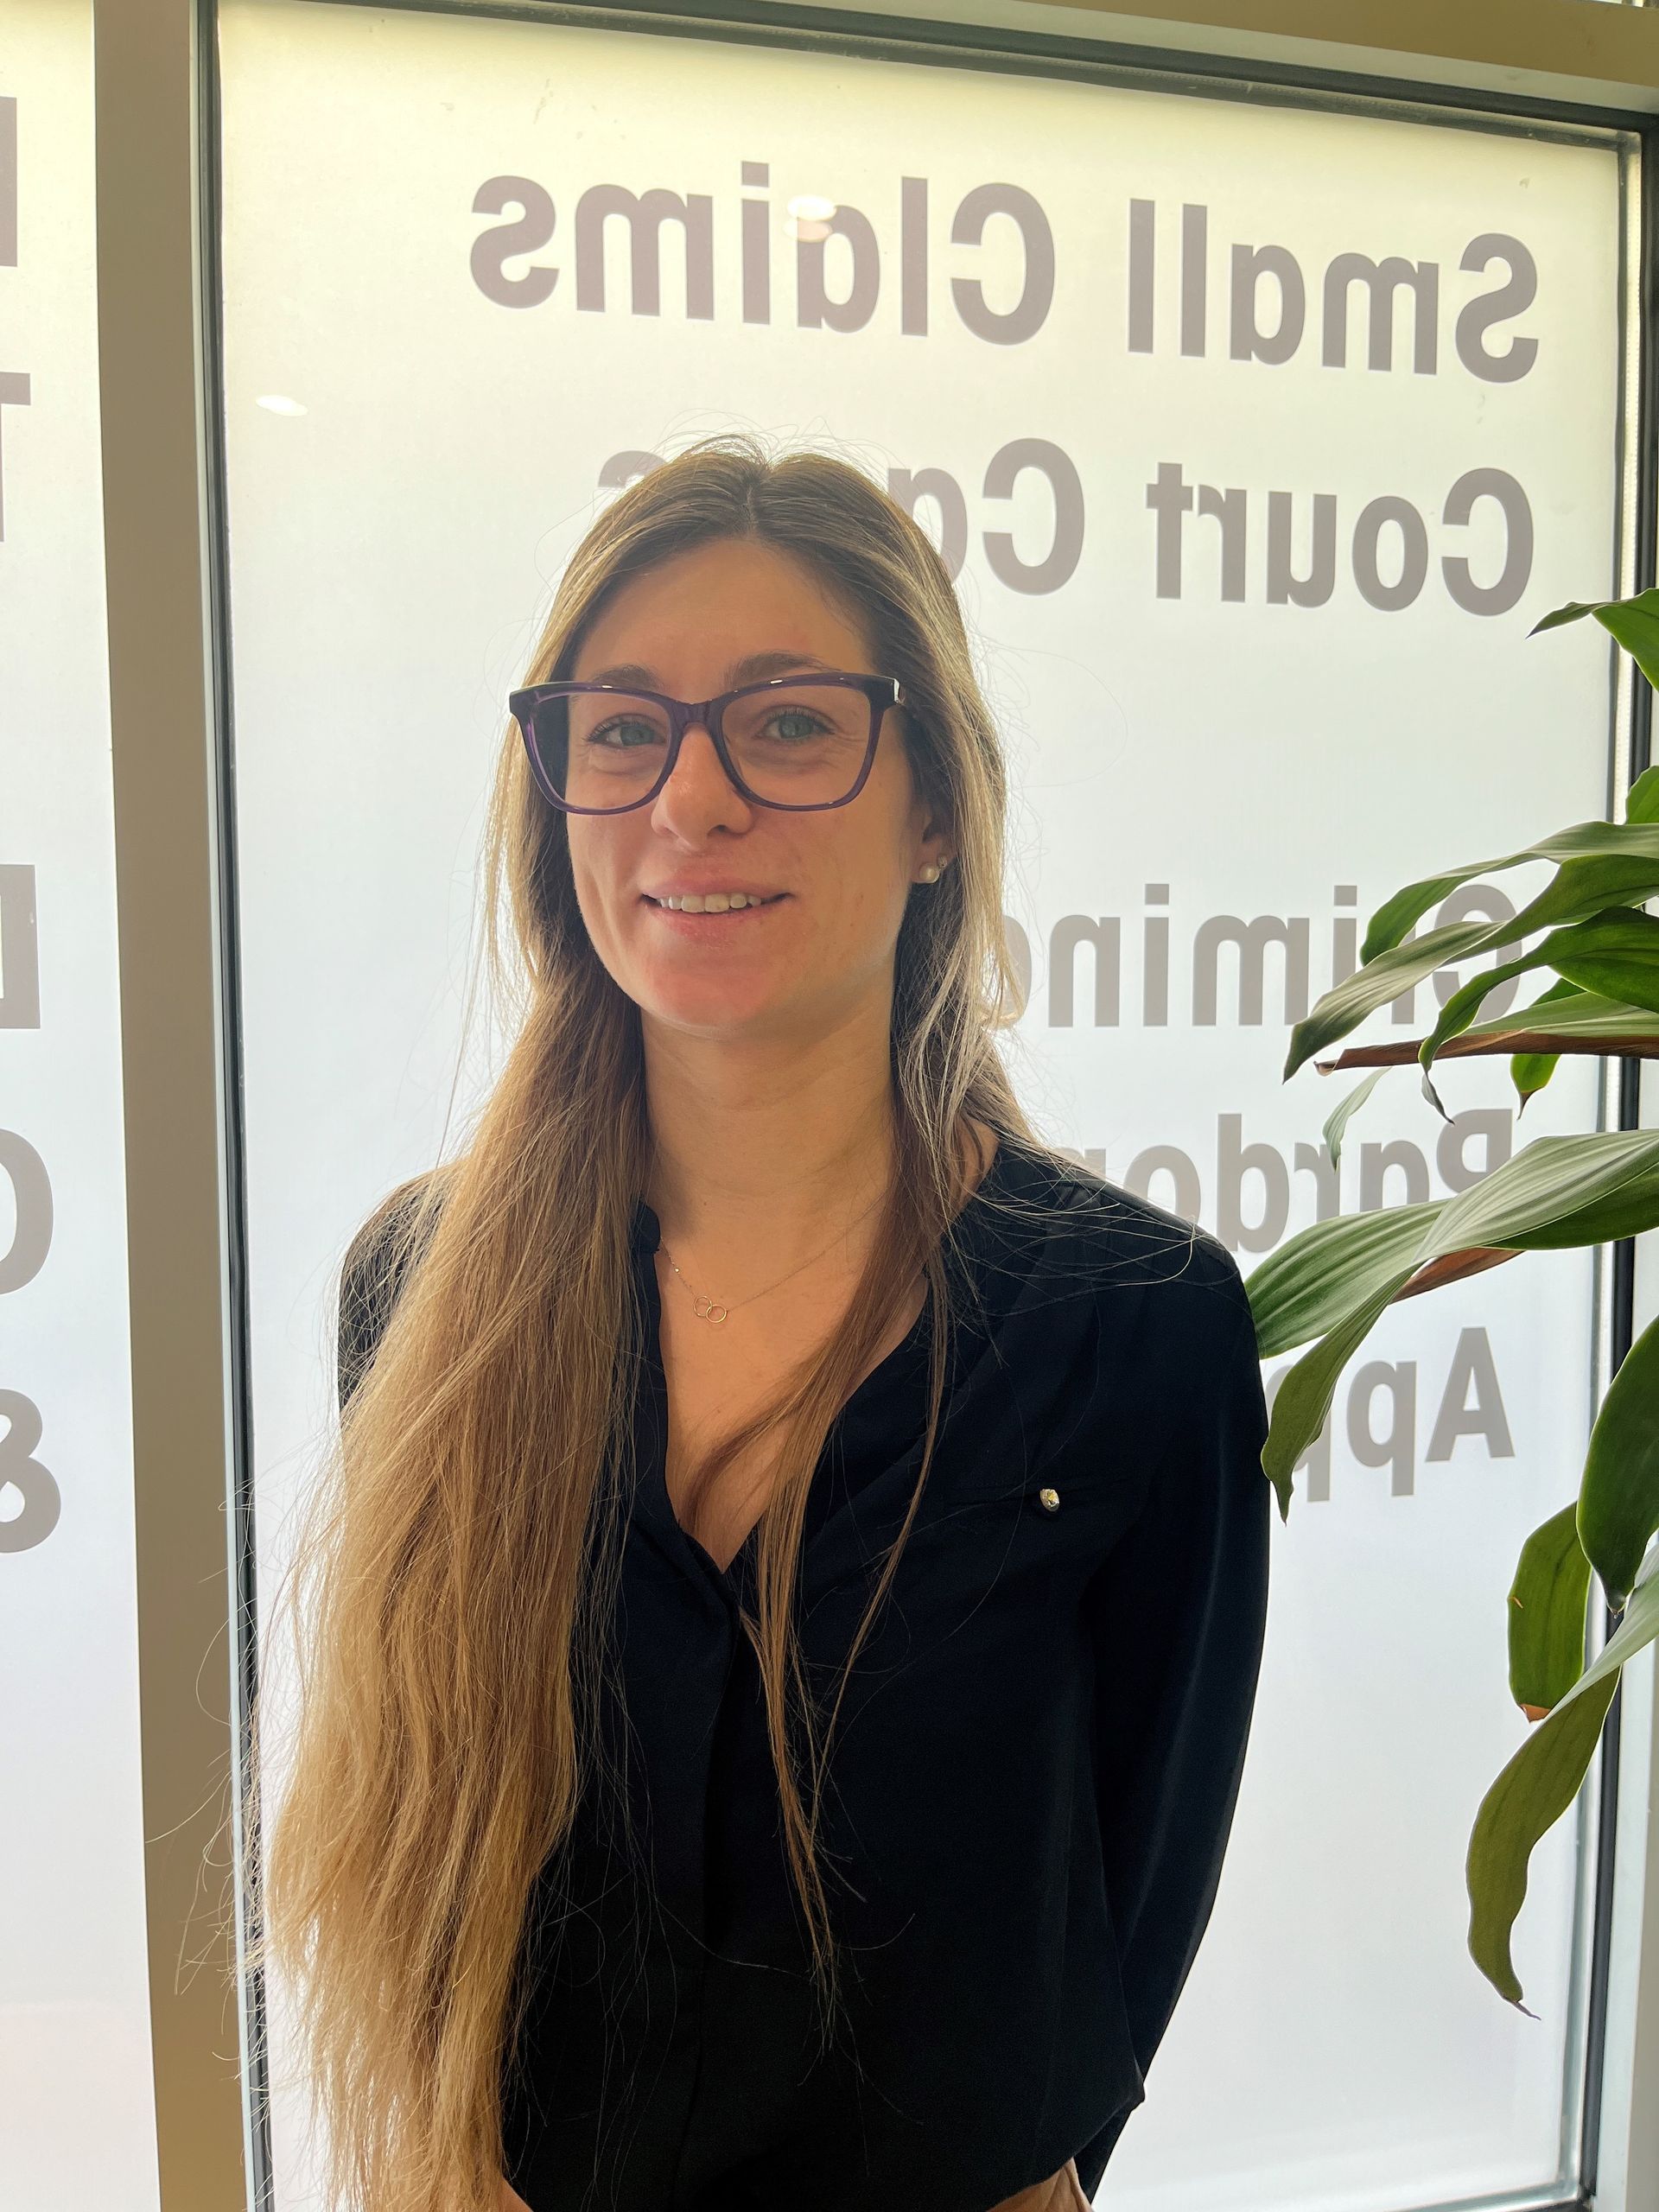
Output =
[{"x1": 249, "y1": 435, "x2": 1271, "y2": 2212}]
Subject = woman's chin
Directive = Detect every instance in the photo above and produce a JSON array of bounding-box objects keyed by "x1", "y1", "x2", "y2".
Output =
[{"x1": 634, "y1": 969, "x2": 795, "y2": 1033}]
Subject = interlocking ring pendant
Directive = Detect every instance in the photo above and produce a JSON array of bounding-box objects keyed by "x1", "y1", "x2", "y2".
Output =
[{"x1": 695, "y1": 1297, "x2": 730, "y2": 1324}]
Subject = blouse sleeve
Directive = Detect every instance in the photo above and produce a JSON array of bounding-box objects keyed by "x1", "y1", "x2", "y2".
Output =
[{"x1": 1076, "y1": 1274, "x2": 1272, "y2": 2182}]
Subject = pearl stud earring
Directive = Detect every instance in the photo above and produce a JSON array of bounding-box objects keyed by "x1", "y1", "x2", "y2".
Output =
[{"x1": 917, "y1": 863, "x2": 941, "y2": 883}]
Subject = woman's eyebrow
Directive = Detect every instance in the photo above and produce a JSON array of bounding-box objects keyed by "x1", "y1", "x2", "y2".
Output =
[{"x1": 578, "y1": 651, "x2": 840, "y2": 690}]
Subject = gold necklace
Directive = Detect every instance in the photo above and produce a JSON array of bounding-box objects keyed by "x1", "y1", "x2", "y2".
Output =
[{"x1": 656, "y1": 1190, "x2": 886, "y2": 1325}]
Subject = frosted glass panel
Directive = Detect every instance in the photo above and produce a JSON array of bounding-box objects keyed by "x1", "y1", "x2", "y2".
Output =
[
  {"x1": 0, "y1": 8, "x2": 160, "y2": 2209},
  {"x1": 219, "y1": 6, "x2": 1625, "y2": 2206}
]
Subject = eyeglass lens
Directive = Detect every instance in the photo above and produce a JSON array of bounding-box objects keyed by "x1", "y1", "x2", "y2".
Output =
[{"x1": 531, "y1": 684, "x2": 874, "y2": 810}]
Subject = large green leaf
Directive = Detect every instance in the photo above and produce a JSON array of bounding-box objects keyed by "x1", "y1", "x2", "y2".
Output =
[
  {"x1": 1416, "y1": 912, "x2": 1659, "y2": 1084},
  {"x1": 1467, "y1": 1560, "x2": 1659, "y2": 2005},
  {"x1": 1323, "y1": 1066, "x2": 1392, "y2": 1169},
  {"x1": 1249, "y1": 1131, "x2": 1659, "y2": 1519},
  {"x1": 1286, "y1": 836, "x2": 1659, "y2": 1077},
  {"x1": 1534, "y1": 586, "x2": 1659, "y2": 694},
  {"x1": 1599, "y1": 597, "x2": 1659, "y2": 684},
  {"x1": 1466, "y1": 1669, "x2": 1619, "y2": 2008},
  {"x1": 1459, "y1": 987, "x2": 1659, "y2": 1044},
  {"x1": 1531, "y1": 599, "x2": 1613, "y2": 635},
  {"x1": 1578, "y1": 1309, "x2": 1659, "y2": 1610},
  {"x1": 1287, "y1": 918, "x2": 1513, "y2": 1078},
  {"x1": 1624, "y1": 762, "x2": 1659, "y2": 823},
  {"x1": 1506, "y1": 976, "x2": 1598, "y2": 1110},
  {"x1": 1507, "y1": 1504, "x2": 1592, "y2": 1715},
  {"x1": 1553, "y1": 911, "x2": 1659, "y2": 1010},
  {"x1": 1423, "y1": 1129, "x2": 1659, "y2": 1256},
  {"x1": 1294, "y1": 721, "x2": 1659, "y2": 1098},
  {"x1": 1243, "y1": 1203, "x2": 1439, "y2": 1360},
  {"x1": 1259, "y1": 1277, "x2": 1408, "y2": 1518},
  {"x1": 1355, "y1": 823, "x2": 1659, "y2": 969}
]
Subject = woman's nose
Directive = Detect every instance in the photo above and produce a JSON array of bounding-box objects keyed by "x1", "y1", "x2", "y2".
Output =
[{"x1": 663, "y1": 720, "x2": 736, "y2": 798}]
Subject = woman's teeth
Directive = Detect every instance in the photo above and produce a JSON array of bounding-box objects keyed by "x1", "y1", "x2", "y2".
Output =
[{"x1": 648, "y1": 892, "x2": 781, "y2": 912}]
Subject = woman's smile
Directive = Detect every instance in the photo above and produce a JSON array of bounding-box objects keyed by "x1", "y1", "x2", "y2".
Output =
[{"x1": 640, "y1": 888, "x2": 792, "y2": 935}]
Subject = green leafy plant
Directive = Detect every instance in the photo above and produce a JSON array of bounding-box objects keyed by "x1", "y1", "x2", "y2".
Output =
[{"x1": 1246, "y1": 585, "x2": 1659, "y2": 2012}]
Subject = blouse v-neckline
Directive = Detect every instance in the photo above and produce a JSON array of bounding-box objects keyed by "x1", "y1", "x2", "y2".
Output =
[{"x1": 629, "y1": 1141, "x2": 1009, "y2": 1586}]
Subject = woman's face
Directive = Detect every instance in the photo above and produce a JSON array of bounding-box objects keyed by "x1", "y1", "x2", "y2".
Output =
[{"x1": 563, "y1": 536, "x2": 953, "y2": 1044}]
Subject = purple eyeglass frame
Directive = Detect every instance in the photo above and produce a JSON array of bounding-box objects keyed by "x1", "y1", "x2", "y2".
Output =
[{"x1": 508, "y1": 671, "x2": 906, "y2": 815}]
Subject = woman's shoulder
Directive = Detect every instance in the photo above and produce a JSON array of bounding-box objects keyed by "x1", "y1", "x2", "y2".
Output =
[
  {"x1": 340, "y1": 1166, "x2": 452, "y2": 1298},
  {"x1": 336, "y1": 1165, "x2": 452, "y2": 1408},
  {"x1": 995, "y1": 1141, "x2": 1251, "y2": 1343}
]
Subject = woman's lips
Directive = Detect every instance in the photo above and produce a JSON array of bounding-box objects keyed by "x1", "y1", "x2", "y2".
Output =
[
  {"x1": 643, "y1": 893, "x2": 785, "y2": 910},
  {"x1": 640, "y1": 893, "x2": 791, "y2": 931}
]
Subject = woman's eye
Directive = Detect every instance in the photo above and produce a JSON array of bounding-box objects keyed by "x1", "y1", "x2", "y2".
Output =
[
  {"x1": 764, "y1": 711, "x2": 826, "y2": 741},
  {"x1": 589, "y1": 717, "x2": 657, "y2": 747}
]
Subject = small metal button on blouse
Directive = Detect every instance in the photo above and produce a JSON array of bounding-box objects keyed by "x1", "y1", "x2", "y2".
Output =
[{"x1": 1038, "y1": 1487, "x2": 1060, "y2": 1513}]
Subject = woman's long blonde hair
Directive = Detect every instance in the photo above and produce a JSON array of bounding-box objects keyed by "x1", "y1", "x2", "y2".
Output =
[{"x1": 243, "y1": 433, "x2": 1084, "y2": 2212}]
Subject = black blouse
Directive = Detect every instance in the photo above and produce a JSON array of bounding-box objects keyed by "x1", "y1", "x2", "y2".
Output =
[{"x1": 336, "y1": 1137, "x2": 1271, "y2": 2212}]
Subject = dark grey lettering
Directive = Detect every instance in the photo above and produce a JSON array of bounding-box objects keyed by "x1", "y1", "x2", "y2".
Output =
[
  {"x1": 1352, "y1": 494, "x2": 1428, "y2": 611},
  {"x1": 1441, "y1": 467, "x2": 1532, "y2": 614},
  {"x1": 950, "y1": 184, "x2": 1053, "y2": 345},
  {"x1": 1322, "y1": 251, "x2": 1439, "y2": 372},
  {"x1": 1456, "y1": 233, "x2": 1538, "y2": 384},
  {"x1": 575, "y1": 184, "x2": 714, "y2": 318},
  {"x1": 887, "y1": 466, "x2": 968, "y2": 580},
  {"x1": 982, "y1": 439, "x2": 1083, "y2": 593},
  {"x1": 1266, "y1": 490, "x2": 1337, "y2": 607},
  {"x1": 1230, "y1": 242, "x2": 1306, "y2": 365},
  {"x1": 470, "y1": 176, "x2": 556, "y2": 308},
  {"x1": 798, "y1": 204, "x2": 880, "y2": 333}
]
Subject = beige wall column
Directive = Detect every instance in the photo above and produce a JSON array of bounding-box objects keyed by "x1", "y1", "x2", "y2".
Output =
[{"x1": 95, "y1": 0, "x2": 246, "y2": 2205}]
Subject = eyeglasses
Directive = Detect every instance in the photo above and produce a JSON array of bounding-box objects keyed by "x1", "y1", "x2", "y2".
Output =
[{"x1": 509, "y1": 671, "x2": 906, "y2": 816}]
